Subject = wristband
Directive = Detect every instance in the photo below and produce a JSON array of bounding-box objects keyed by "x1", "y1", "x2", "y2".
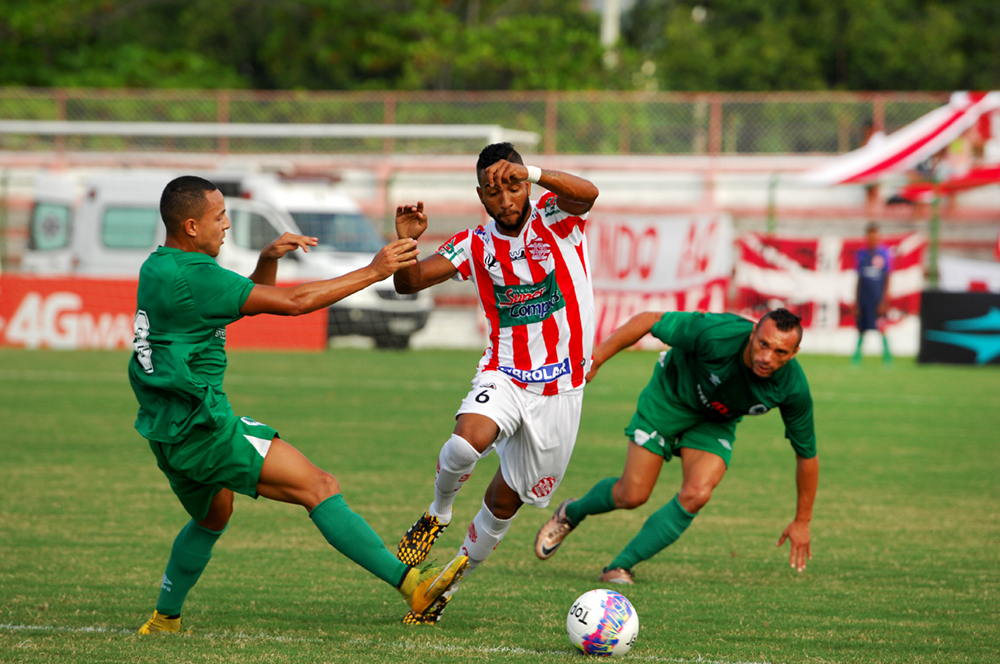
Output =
[{"x1": 525, "y1": 165, "x2": 542, "y2": 183}]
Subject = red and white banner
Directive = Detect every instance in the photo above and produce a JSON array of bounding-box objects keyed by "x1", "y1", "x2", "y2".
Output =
[
  {"x1": 733, "y1": 232, "x2": 927, "y2": 329},
  {"x1": 797, "y1": 91, "x2": 1000, "y2": 186},
  {"x1": 0, "y1": 276, "x2": 328, "y2": 351},
  {"x1": 586, "y1": 214, "x2": 733, "y2": 343}
]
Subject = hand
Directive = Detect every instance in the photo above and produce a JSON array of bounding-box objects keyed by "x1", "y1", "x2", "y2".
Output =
[
  {"x1": 395, "y1": 202, "x2": 427, "y2": 240},
  {"x1": 848, "y1": 304, "x2": 858, "y2": 318},
  {"x1": 369, "y1": 238, "x2": 420, "y2": 279},
  {"x1": 777, "y1": 519, "x2": 812, "y2": 572},
  {"x1": 260, "y1": 232, "x2": 318, "y2": 261},
  {"x1": 877, "y1": 300, "x2": 889, "y2": 316},
  {"x1": 585, "y1": 360, "x2": 603, "y2": 383},
  {"x1": 480, "y1": 160, "x2": 529, "y2": 189}
]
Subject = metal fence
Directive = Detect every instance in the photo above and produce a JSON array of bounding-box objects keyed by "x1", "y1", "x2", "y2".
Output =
[{"x1": 0, "y1": 89, "x2": 949, "y2": 156}]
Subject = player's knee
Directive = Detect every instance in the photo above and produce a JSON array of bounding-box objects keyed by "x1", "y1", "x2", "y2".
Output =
[
  {"x1": 614, "y1": 480, "x2": 651, "y2": 510},
  {"x1": 678, "y1": 484, "x2": 713, "y2": 513},
  {"x1": 308, "y1": 471, "x2": 341, "y2": 507}
]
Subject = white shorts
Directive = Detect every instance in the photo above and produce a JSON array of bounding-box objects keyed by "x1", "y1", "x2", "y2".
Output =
[{"x1": 456, "y1": 371, "x2": 584, "y2": 508}]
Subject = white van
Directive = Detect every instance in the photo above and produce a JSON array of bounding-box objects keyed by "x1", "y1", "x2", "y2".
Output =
[{"x1": 22, "y1": 170, "x2": 433, "y2": 349}]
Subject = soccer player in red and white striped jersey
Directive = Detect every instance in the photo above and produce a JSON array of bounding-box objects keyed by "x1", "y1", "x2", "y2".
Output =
[{"x1": 392, "y1": 142, "x2": 599, "y2": 624}]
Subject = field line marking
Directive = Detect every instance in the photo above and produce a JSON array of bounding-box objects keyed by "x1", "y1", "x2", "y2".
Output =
[
  {"x1": 0, "y1": 623, "x2": 323, "y2": 643},
  {"x1": 0, "y1": 623, "x2": 779, "y2": 663}
]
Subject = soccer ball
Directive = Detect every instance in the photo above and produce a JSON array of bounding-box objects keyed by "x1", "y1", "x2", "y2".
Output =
[{"x1": 566, "y1": 589, "x2": 639, "y2": 657}]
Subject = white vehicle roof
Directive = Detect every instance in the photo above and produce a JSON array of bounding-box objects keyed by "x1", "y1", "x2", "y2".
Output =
[{"x1": 241, "y1": 174, "x2": 360, "y2": 213}]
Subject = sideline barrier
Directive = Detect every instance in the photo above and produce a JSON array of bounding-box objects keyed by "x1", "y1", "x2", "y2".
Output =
[
  {"x1": 0, "y1": 275, "x2": 327, "y2": 351},
  {"x1": 918, "y1": 290, "x2": 1000, "y2": 365}
]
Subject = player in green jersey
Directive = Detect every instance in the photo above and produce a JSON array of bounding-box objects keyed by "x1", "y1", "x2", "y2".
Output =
[
  {"x1": 535, "y1": 309, "x2": 818, "y2": 583},
  {"x1": 131, "y1": 176, "x2": 467, "y2": 634}
]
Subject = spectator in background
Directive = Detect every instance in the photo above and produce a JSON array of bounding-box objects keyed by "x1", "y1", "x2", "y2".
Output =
[{"x1": 851, "y1": 221, "x2": 892, "y2": 365}]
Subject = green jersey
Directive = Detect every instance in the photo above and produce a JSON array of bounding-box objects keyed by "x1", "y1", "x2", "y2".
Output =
[
  {"x1": 128, "y1": 246, "x2": 255, "y2": 445},
  {"x1": 636, "y1": 312, "x2": 816, "y2": 458}
]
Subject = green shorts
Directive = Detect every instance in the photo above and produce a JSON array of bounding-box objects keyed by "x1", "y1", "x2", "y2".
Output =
[
  {"x1": 625, "y1": 407, "x2": 737, "y2": 468},
  {"x1": 148, "y1": 415, "x2": 279, "y2": 521}
]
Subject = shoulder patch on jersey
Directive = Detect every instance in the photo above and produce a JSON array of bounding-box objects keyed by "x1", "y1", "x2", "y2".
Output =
[
  {"x1": 438, "y1": 238, "x2": 465, "y2": 261},
  {"x1": 542, "y1": 195, "x2": 559, "y2": 218}
]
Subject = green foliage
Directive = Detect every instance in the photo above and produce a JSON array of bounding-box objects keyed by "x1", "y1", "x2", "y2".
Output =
[
  {"x1": 1, "y1": 0, "x2": 997, "y2": 92},
  {"x1": 625, "y1": 0, "x2": 990, "y2": 91}
]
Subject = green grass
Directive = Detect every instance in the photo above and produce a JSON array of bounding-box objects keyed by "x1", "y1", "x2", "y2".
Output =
[{"x1": 1, "y1": 348, "x2": 998, "y2": 664}]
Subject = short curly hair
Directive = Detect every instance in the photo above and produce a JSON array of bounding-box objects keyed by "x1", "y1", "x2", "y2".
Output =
[{"x1": 476, "y1": 142, "x2": 523, "y2": 181}]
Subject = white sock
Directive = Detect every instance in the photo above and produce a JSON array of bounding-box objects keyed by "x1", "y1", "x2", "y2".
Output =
[
  {"x1": 428, "y1": 434, "x2": 480, "y2": 524},
  {"x1": 458, "y1": 502, "x2": 515, "y2": 574}
]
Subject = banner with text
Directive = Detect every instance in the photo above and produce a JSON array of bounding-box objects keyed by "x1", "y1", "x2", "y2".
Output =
[
  {"x1": 586, "y1": 214, "x2": 734, "y2": 344},
  {"x1": 732, "y1": 232, "x2": 927, "y2": 329},
  {"x1": 0, "y1": 276, "x2": 327, "y2": 351}
]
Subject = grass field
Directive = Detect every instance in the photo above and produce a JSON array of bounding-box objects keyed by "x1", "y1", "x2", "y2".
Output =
[{"x1": 1, "y1": 347, "x2": 998, "y2": 664}]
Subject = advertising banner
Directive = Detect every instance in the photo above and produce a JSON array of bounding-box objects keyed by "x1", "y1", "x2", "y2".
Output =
[
  {"x1": 733, "y1": 232, "x2": 927, "y2": 330},
  {"x1": 586, "y1": 214, "x2": 733, "y2": 343},
  {"x1": 0, "y1": 275, "x2": 327, "y2": 351},
  {"x1": 918, "y1": 290, "x2": 1000, "y2": 365}
]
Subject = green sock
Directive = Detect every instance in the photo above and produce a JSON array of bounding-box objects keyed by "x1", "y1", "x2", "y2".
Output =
[
  {"x1": 565, "y1": 477, "x2": 618, "y2": 526},
  {"x1": 606, "y1": 494, "x2": 695, "y2": 572},
  {"x1": 309, "y1": 494, "x2": 409, "y2": 587},
  {"x1": 882, "y1": 335, "x2": 892, "y2": 362},
  {"x1": 852, "y1": 336, "x2": 863, "y2": 362},
  {"x1": 155, "y1": 520, "x2": 226, "y2": 616}
]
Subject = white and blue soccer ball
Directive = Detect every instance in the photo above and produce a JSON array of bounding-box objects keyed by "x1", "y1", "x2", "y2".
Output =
[{"x1": 566, "y1": 588, "x2": 639, "y2": 657}]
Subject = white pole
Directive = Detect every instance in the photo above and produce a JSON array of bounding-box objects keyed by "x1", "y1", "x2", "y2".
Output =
[{"x1": 600, "y1": 0, "x2": 621, "y2": 48}]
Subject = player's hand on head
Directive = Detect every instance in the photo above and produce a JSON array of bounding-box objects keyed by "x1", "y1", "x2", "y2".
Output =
[
  {"x1": 371, "y1": 238, "x2": 420, "y2": 279},
  {"x1": 261, "y1": 232, "x2": 318, "y2": 260},
  {"x1": 482, "y1": 160, "x2": 529, "y2": 188},
  {"x1": 777, "y1": 519, "x2": 812, "y2": 572},
  {"x1": 395, "y1": 201, "x2": 427, "y2": 240}
]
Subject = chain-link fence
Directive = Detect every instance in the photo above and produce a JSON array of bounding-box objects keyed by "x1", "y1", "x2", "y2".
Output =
[{"x1": 0, "y1": 89, "x2": 950, "y2": 156}]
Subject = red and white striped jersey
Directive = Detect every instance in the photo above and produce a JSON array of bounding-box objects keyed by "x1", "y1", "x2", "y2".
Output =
[{"x1": 437, "y1": 192, "x2": 595, "y2": 395}]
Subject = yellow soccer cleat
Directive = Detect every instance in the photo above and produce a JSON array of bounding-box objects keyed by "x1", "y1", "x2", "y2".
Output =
[
  {"x1": 399, "y1": 555, "x2": 468, "y2": 615},
  {"x1": 397, "y1": 512, "x2": 449, "y2": 566},
  {"x1": 137, "y1": 610, "x2": 181, "y2": 634},
  {"x1": 402, "y1": 595, "x2": 451, "y2": 625}
]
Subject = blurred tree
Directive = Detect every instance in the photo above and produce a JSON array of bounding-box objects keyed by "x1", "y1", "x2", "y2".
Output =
[
  {"x1": 0, "y1": 0, "x2": 994, "y2": 91},
  {"x1": 622, "y1": 0, "x2": 969, "y2": 91}
]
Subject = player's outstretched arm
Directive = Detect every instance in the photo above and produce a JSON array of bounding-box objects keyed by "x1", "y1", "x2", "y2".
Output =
[
  {"x1": 481, "y1": 161, "x2": 599, "y2": 215},
  {"x1": 777, "y1": 454, "x2": 819, "y2": 572},
  {"x1": 392, "y1": 201, "x2": 458, "y2": 294},
  {"x1": 585, "y1": 311, "x2": 663, "y2": 382},
  {"x1": 239, "y1": 238, "x2": 419, "y2": 316},
  {"x1": 248, "y1": 232, "x2": 319, "y2": 286}
]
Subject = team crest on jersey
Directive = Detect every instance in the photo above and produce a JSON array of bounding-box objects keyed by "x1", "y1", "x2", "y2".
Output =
[
  {"x1": 494, "y1": 271, "x2": 565, "y2": 327},
  {"x1": 531, "y1": 476, "x2": 557, "y2": 498},
  {"x1": 527, "y1": 236, "x2": 552, "y2": 261},
  {"x1": 437, "y1": 239, "x2": 464, "y2": 261}
]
